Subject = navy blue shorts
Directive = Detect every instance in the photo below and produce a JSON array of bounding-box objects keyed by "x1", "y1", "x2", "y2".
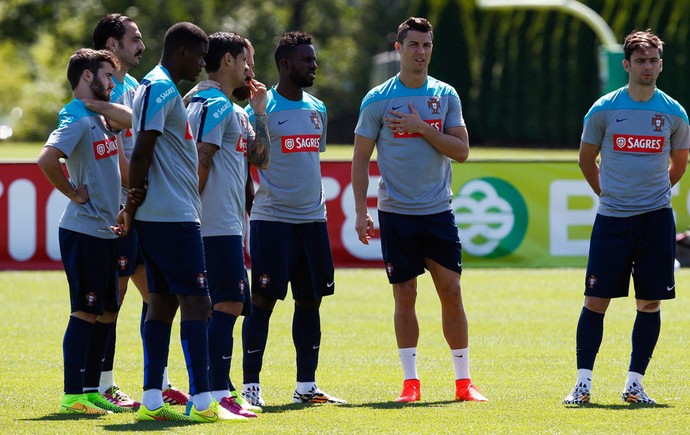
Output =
[
  {"x1": 378, "y1": 210, "x2": 463, "y2": 284},
  {"x1": 249, "y1": 220, "x2": 335, "y2": 301},
  {"x1": 585, "y1": 208, "x2": 676, "y2": 300},
  {"x1": 115, "y1": 223, "x2": 145, "y2": 277},
  {"x1": 203, "y1": 235, "x2": 251, "y2": 315},
  {"x1": 59, "y1": 228, "x2": 119, "y2": 315},
  {"x1": 135, "y1": 221, "x2": 209, "y2": 296}
]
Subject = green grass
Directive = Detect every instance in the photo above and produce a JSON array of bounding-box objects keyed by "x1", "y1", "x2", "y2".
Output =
[
  {"x1": 1, "y1": 268, "x2": 689, "y2": 434},
  {"x1": 0, "y1": 141, "x2": 578, "y2": 161}
]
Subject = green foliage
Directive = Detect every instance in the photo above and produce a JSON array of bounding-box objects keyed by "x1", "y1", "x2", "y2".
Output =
[
  {"x1": 4, "y1": 0, "x2": 690, "y2": 146},
  {"x1": 1, "y1": 268, "x2": 690, "y2": 433}
]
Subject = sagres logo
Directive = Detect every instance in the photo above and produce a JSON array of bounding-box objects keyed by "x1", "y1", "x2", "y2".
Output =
[{"x1": 452, "y1": 177, "x2": 528, "y2": 258}]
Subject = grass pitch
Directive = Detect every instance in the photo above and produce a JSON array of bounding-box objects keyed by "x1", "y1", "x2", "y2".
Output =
[{"x1": 0, "y1": 268, "x2": 689, "y2": 434}]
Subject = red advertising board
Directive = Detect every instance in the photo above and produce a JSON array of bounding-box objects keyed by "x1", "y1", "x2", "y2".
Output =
[{"x1": 0, "y1": 162, "x2": 385, "y2": 270}]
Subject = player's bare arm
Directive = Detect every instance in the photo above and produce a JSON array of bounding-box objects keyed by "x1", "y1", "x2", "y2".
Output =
[
  {"x1": 669, "y1": 148, "x2": 689, "y2": 186},
  {"x1": 385, "y1": 102, "x2": 469, "y2": 162},
  {"x1": 578, "y1": 141, "x2": 602, "y2": 196},
  {"x1": 352, "y1": 134, "x2": 376, "y2": 245},
  {"x1": 37, "y1": 146, "x2": 89, "y2": 204},
  {"x1": 197, "y1": 141, "x2": 219, "y2": 193},
  {"x1": 82, "y1": 99, "x2": 132, "y2": 130},
  {"x1": 247, "y1": 79, "x2": 270, "y2": 169}
]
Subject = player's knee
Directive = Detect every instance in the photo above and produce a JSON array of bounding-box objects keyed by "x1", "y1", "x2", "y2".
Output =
[
  {"x1": 252, "y1": 292, "x2": 277, "y2": 312},
  {"x1": 213, "y1": 301, "x2": 243, "y2": 317},
  {"x1": 295, "y1": 298, "x2": 321, "y2": 309},
  {"x1": 636, "y1": 300, "x2": 660, "y2": 312}
]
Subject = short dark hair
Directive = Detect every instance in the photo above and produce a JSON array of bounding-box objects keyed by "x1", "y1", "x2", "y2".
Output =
[
  {"x1": 93, "y1": 13, "x2": 135, "y2": 50},
  {"x1": 162, "y1": 22, "x2": 209, "y2": 58},
  {"x1": 623, "y1": 29, "x2": 664, "y2": 60},
  {"x1": 66, "y1": 48, "x2": 119, "y2": 90},
  {"x1": 396, "y1": 17, "x2": 433, "y2": 44},
  {"x1": 205, "y1": 32, "x2": 249, "y2": 73},
  {"x1": 274, "y1": 31, "x2": 313, "y2": 68}
]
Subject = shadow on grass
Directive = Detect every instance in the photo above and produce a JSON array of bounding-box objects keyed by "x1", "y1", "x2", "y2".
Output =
[
  {"x1": 563, "y1": 403, "x2": 671, "y2": 410},
  {"x1": 257, "y1": 399, "x2": 460, "y2": 414},
  {"x1": 22, "y1": 413, "x2": 193, "y2": 431},
  {"x1": 102, "y1": 421, "x2": 193, "y2": 432},
  {"x1": 22, "y1": 413, "x2": 112, "y2": 421}
]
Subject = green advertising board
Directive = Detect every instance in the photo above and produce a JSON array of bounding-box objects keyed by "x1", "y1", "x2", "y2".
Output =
[{"x1": 452, "y1": 161, "x2": 690, "y2": 267}]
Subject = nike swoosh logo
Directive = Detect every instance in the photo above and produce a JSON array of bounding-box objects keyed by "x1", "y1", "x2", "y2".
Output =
[
  {"x1": 313, "y1": 345, "x2": 320, "y2": 350},
  {"x1": 326, "y1": 282, "x2": 334, "y2": 288},
  {"x1": 392, "y1": 105, "x2": 403, "y2": 110},
  {"x1": 247, "y1": 349, "x2": 261, "y2": 354},
  {"x1": 222, "y1": 355, "x2": 232, "y2": 360},
  {"x1": 616, "y1": 118, "x2": 628, "y2": 122},
  {"x1": 278, "y1": 119, "x2": 288, "y2": 125},
  {"x1": 80, "y1": 368, "x2": 86, "y2": 373},
  {"x1": 667, "y1": 285, "x2": 675, "y2": 291}
]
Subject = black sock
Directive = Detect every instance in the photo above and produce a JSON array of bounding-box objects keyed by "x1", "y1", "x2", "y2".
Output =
[
  {"x1": 207, "y1": 310, "x2": 237, "y2": 392},
  {"x1": 242, "y1": 304, "x2": 272, "y2": 384},
  {"x1": 629, "y1": 310, "x2": 661, "y2": 375},
  {"x1": 83, "y1": 321, "x2": 114, "y2": 390},
  {"x1": 142, "y1": 320, "x2": 171, "y2": 391},
  {"x1": 63, "y1": 316, "x2": 94, "y2": 394},
  {"x1": 102, "y1": 318, "x2": 117, "y2": 373},
  {"x1": 180, "y1": 320, "x2": 210, "y2": 395},
  {"x1": 293, "y1": 305, "x2": 321, "y2": 382},
  {"x1": 576, "y1": 307, "x2": 605, "y2": 370}
]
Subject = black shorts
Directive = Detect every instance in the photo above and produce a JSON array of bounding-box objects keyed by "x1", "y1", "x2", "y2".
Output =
[
  {"x1": 115, "y1": 223, "x2": 145, "y2": 277},
  {"x1": 203, "y1": 235, "x2": 251, "y2": 315},
  {"x1": 135, "y1": 221, "x2": 209, "y2": 297},
  {"x1": 585, "y1": 208, "x2": 676, "y2": 300},
  {"x1": 378, "y1": 209, "x2": 463, "y2": 284},
  {"x1": 59, "y1": 228, "x2": 119, "y2": 315},
  {"x1": 249, "y1": 220, "x2": 335, "y2": 301}
]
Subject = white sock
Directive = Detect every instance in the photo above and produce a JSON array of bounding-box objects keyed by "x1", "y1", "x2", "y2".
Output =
[
  {"x1": 577, "y1": 369, "x2": 593, "y2": 390},
  {"x1": 162, "y1": 367, "x2": 170, "y2": 389},
  {"x1": 296, "y1": 381, "x2": 317, "y2": 394},
  {"x1": 211, "y1": 390, "x2": 230, "y2": 402},
  {"x1": 192, "y1": 392, "x2": 213, "y2": 411},
  {"x1": 399, "y1": 347, "x2": 419, "y2": 380},
  {"x1": 98, "y1": 370, "x2": 115, "y2": 394},
  {"x1": 142, "y1": 389, "x2": 164, "y2": 410},
  {"x1": 625, "y1": 371, "x2": 644, "y2": 391},
  {"x1": 451, "y1": 348, "x2": 470, "y2": 380}
]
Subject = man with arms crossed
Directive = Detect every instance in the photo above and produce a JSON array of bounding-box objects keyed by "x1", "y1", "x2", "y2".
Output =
[
  {"x1": 38, "y1": 48, "x2": 128, "y2": 415},
  {"x1": 564, "y1": 29, "x2": 689, "y2": 405},
  {"x1": 187, "y1": 31, "x2": 270, "y2": 418},
  {"x1": 119, "y1": 22, "x2": 236, "y2": 423},
  {"x1": 352, "y1": 17, "x2": 487, "y2": 403},
  {"x1": 241, "y1": 31, "x2": 344, "y2": 407}
]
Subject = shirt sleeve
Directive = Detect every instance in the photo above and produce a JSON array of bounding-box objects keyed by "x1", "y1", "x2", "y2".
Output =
[
  {"x1": 581, "y1": 110, "x2": 605, "y2": 146},
  {"x1": 354, "y1": 100, "x2": 383, "y2": 140},
  {"x1": 139, "y1": 81, "x2": 174, "y2": 134},
  {"x1": 444, "y1": 91, "x2": 465, "y2": 129},
  {"x1": 45, "y1": 115, "x2": 87, "y2": 158},
  {"x1": 670, "y1": 116, "x2": 690, "y2": 150}
]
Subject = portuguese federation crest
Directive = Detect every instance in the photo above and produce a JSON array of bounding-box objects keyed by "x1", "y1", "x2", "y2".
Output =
[{"x1": 428, "y1": 97, "x2": 441, "y2": 114}]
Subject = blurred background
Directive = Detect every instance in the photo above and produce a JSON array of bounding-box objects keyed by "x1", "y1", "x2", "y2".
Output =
[{"x1": 1, "y1": 0, "x2": 689, "y2": 147}]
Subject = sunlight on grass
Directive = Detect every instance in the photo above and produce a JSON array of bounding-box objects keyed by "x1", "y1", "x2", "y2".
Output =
[{"x1": 0, "y1": 268, "x2": 688, "y2": 434}]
